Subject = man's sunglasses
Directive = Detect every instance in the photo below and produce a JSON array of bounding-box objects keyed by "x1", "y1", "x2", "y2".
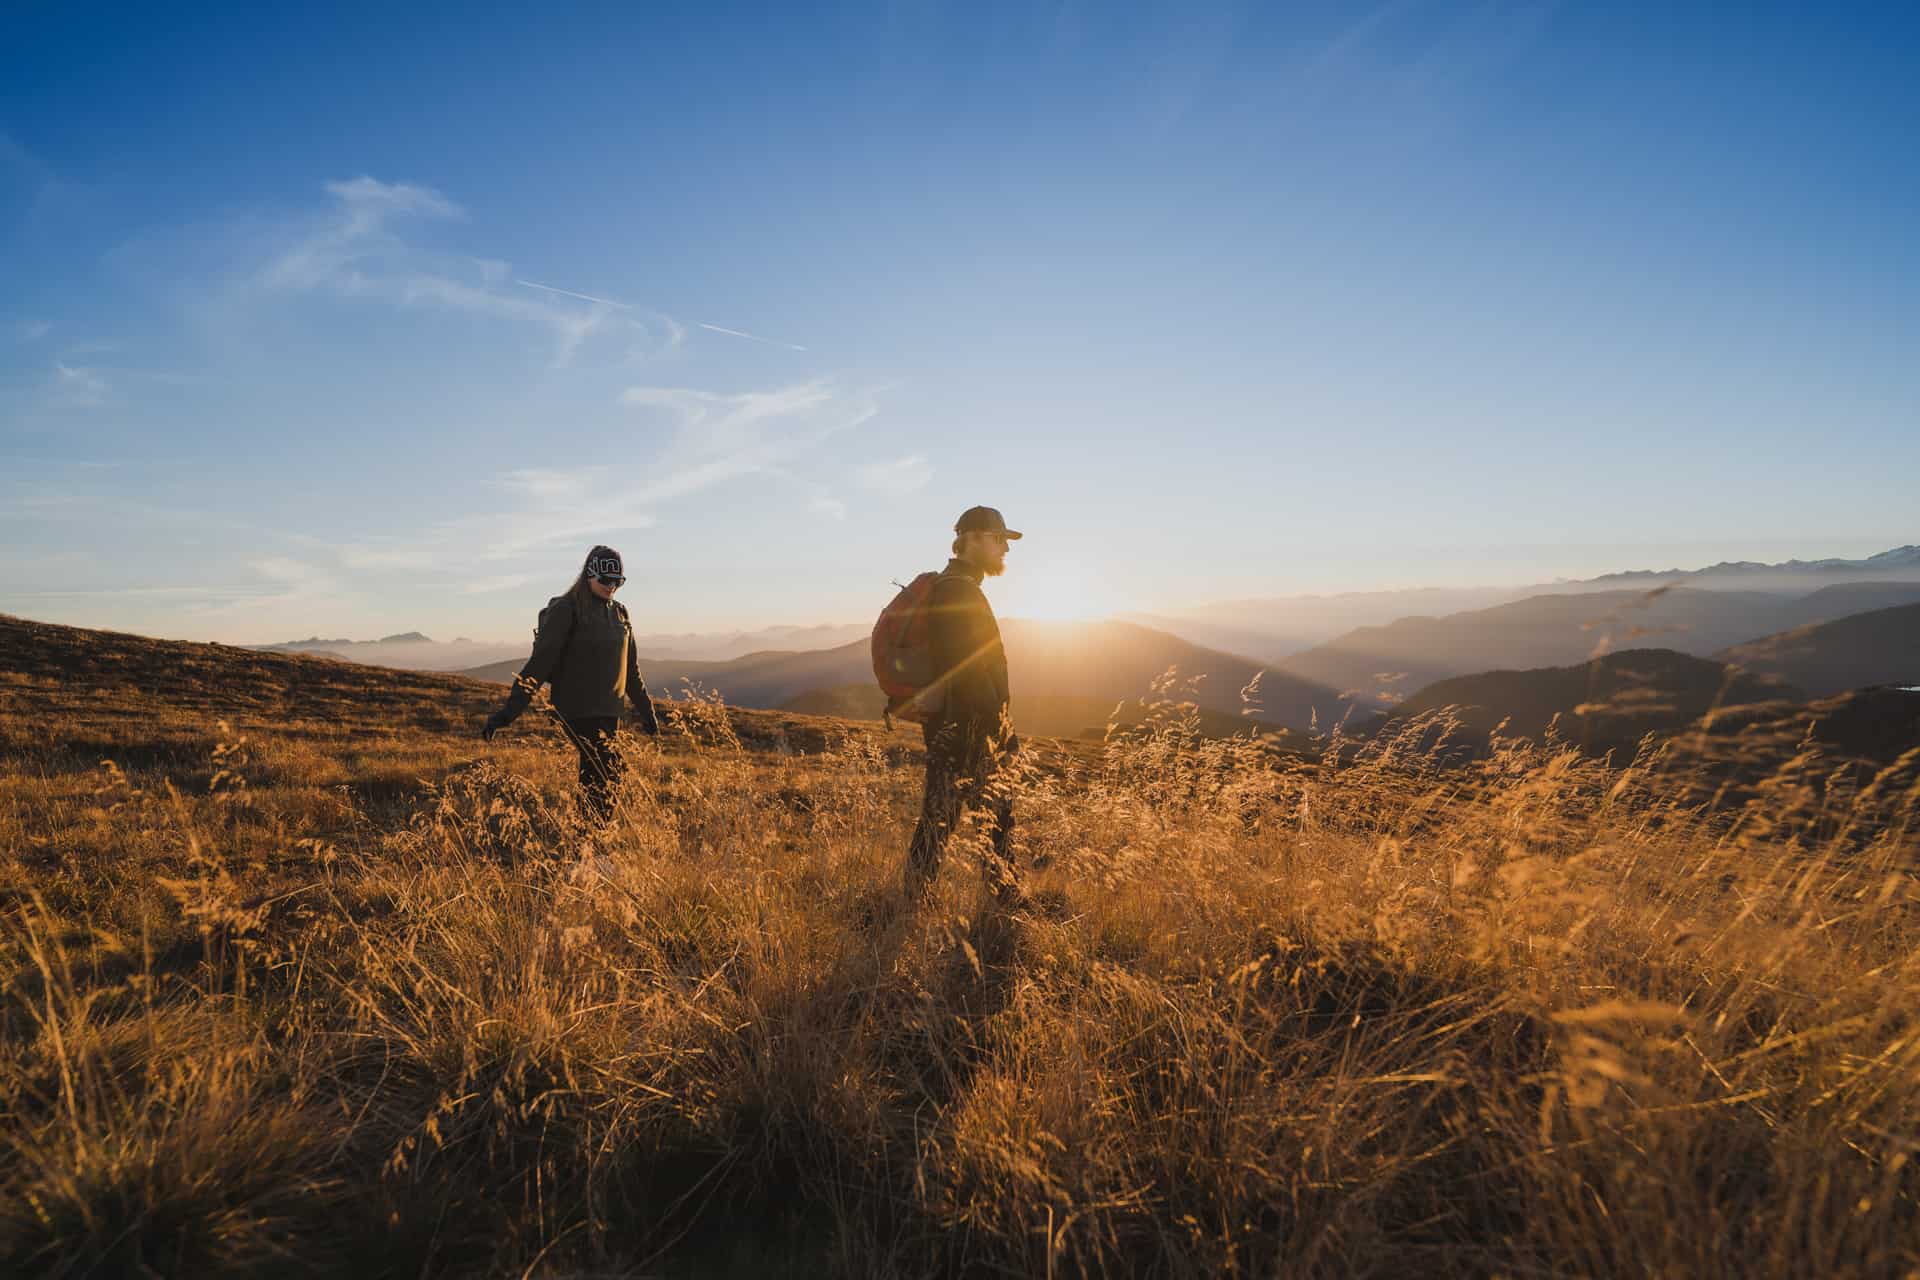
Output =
[{"x1": 593, "y1": 573, "x2": 626, "y2": 587}]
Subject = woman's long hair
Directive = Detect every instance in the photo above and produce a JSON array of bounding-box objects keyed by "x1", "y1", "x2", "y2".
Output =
[{"x1": 561, "y1": 569, "x2": 597, "y2": 610}]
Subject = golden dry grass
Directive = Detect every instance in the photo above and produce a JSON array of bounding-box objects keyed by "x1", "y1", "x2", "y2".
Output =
[{"x1": 1, "y1": 616, "x2": 1916, "y2": 1276}]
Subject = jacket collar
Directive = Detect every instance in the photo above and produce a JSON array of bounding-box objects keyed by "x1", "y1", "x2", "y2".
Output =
[{"x1": 943, "y1": 557, "x2": 985, "y2": 584}]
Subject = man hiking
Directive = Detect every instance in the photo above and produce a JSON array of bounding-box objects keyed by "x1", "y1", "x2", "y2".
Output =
[
  {"x1": 482, "y1": 545, "x2": 660, "y2": 820},
  {"x1": 904, "y1": 506, "x2": 1024, "y2": 904}
]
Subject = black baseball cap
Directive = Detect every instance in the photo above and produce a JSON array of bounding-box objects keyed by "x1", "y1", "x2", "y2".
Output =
[{"x1": 954, "y1": 506, "x2": 1022, "y2": 539}]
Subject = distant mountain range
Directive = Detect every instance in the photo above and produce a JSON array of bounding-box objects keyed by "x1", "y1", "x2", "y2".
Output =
[
  {"x1": 249, "y1": 633, "x2": 528, "y2": 671},
  {"x1": 1124, "y1": 587, "x2": 1526, "y2": 663},
  {"x1": 1359, "y1": 590, "x2": 1917, "y2": 760},
  {"x1": 1269, "y1": 581, "x2": 1920, "y2": 714},
  {"x1": 462, "y1": 618, "x2": 1345, "y2": 738},
  {"x1": 1141, "y1": 545, "x2": 1920, "y2": 662},
  {"x1": 628, "y1": 623, "x2": 872, "y2": 661},
  {"x1": 259, "y1": 543, "x2": 1917, "y2": 739},
  {"x1": 1582, "y1": 545, "x2": 1920, "y2": 591},
  {"x1": 250, "y1": 622, "x2": 877, "y2": 671}
]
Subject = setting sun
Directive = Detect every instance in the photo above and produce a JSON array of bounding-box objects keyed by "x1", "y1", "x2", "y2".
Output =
[{"x1": 996, "y1": 561, "x2": 1124, "y2": 622}]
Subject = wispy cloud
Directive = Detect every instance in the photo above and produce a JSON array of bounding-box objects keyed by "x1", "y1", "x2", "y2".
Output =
[
  {"x1": 52, "y1": 361, "x2": 109, "y2": 408},
  {"x1": 12, "y1": 374, "x2": 874, "y2": 596},
  {"x1": 336, "y1": 541, "x2": 440, "y2": 572},
  {"x1": 253, "y1": 178, "x2": 681, "y2": 367},
  {"x1": 696, "y1": 321, "x2": 807, "y2": 352},
  {"x1": 809, "y1": 495, "x2": 848, "y2": 519},
  {"x1": 458, "y1": 573, "x2": 536, "y2": 596},
  {"x1": 3, "y1": 584, "x2": 275, "y2": 602},
  {"x1": 855, "y1": 453, "x2": 933, "y2": 494},
  {"x1": 261, "y1": 176, "x2": 461, "y2": 290},
  {"x1": 437, "y1": 378, "x2": 879, "y2": 556},
  {"x1": 12, "y1": 319, "x2": 52, "y2": 343},
  {"x1": 250, "y1": 555, "x2": 339, "y2": 589}
]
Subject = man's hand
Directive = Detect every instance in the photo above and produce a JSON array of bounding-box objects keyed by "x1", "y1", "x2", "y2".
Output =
[
  {"x1": 482, "y1": 710, "x2": 510, "y2": 742},
  {"x1": 634, "y1": 699, "x2": 661, "y2": 737}
]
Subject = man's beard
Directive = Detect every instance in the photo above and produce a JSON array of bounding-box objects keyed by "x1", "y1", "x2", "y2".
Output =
[{"x1": 982, "y1": 558, "x2": 1006, "y2": 577}]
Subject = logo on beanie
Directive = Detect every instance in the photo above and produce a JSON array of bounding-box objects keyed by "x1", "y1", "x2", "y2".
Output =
[{"x1": 585, "y1": 546, "x2": 624, "y2": 581}]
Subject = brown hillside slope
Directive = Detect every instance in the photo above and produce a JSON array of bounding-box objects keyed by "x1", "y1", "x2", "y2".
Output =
[
  {"x1": 1381, "y1": 648, "x2": 1799, "y2": 757},
  {"x1": 0, "y1": 613, "x2": 916, "y2": 768},
  {"x1": 1717, "y1": 602, "x2": 1920, "y2": 697}
]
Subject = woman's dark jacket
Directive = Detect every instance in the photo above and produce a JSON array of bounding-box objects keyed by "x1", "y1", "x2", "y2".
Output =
[{"x1": 496, "y1": 593, "x2": 659, "y2": 731}]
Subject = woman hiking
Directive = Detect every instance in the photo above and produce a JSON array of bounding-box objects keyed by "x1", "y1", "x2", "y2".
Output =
[{"x1": 482, "y1": 545, "x2": 661, "y2": 820}]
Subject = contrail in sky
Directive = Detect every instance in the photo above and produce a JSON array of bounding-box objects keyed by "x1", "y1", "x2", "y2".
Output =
[
  {"x1": 515, "y1": 279, "x2": 632, "y2": 308},
  {"x1": 515, "y1": 280, "x2": 806, "y2": 350},
  {"x1": 697, "y1": 321, "x2": 808, "y2": 352}
]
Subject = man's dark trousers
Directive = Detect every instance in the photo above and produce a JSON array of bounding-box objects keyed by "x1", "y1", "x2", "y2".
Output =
[
  {"x1": 906, "y1": 723, "x2": 1016, "y2": 900},
  {"x1": 561, "y1": 716, "x2": 622, "y2": 820}
]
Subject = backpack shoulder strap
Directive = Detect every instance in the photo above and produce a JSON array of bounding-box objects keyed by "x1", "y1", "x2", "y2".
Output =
[{"x1": 546, "y1": 595, "x2": 582, "y2": 671}]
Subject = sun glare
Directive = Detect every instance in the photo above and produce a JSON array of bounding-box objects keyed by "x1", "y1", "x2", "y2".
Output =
[{"x1": 998, "y1": 562, "x2": 1122, "y2": 622}]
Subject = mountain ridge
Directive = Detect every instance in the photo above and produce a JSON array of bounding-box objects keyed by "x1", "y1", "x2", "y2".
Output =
[{"x1": 1377, "y1": 648, "x2": 1799, "y2": 757}]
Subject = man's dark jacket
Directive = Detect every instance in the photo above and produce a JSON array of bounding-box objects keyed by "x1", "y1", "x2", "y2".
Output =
[
  {"x1": 926, "y1": 559, "x2": 1011, "y2": 748},
  {"x1": 498, "y1": 593, "x2": 659, "y2": 730}
]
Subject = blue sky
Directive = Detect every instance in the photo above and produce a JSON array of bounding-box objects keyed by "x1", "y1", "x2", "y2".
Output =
[{"x1": 4, "y1": 1, "x2": 1916, "y2": 641}]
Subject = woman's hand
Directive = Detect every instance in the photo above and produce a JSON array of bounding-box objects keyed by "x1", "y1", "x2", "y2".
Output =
[{"x1": 482, "y1": 710, "x2": 510, "y2": 742}]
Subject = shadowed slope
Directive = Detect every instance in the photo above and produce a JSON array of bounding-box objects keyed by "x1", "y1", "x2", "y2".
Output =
[
  {"x1": 1380, "y1": 648, "x2": 1799, "y2": 757},
  {"x1": 1717, "y1": 602, "x2": 1920, "y2": 697}
]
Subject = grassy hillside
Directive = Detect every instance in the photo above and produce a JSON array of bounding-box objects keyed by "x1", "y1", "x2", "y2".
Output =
[
  {"x1": 1380, "y1": 648, "x2": 1799, "y2": 756},
  {"x1": 1276, "y1": 587, "x2": 1807, "y2": 711},
  {"x1": 1718, "y1": 602, "x2": 1920, "y2": 696},
  {"x1": 3, "y1": 612, "x2": 1917, "y2": 1276},
  {"x1": 468, "y1": 618, "x2": 1343, "y2": 734}
]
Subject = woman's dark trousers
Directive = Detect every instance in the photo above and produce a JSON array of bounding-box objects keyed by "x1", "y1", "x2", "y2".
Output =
[{"x1": 561, "y1": 716, "x2": 622, "y2": 821}]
